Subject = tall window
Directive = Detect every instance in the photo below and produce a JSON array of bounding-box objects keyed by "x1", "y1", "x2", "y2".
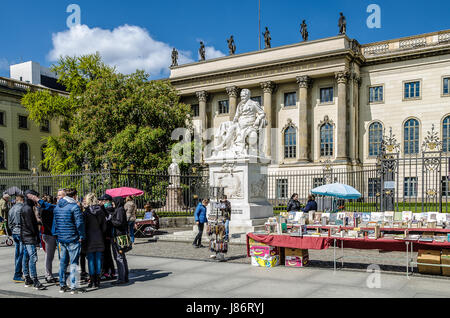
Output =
[
  {"x1": 369, "y1": 86, "x2": 384, "y2": 103},
  {"x1": 443, "y1": 77, "x2": 449, "y2": 96},
  {"x1": 313, "y1": 178, "x2": 324, "y2": 189},
  {"x1": 218, "y1": 100, "x2": 229, "y2": 114},
  {"x1": 369, "y1": 122, "x2": 383, "y2": 156},
  {"x1": 18, "y1": 115, "x2": 28, "y2": 129},
  {"x1": 320, "y1": 124, "x2": 334, "y2": 157},
  {"x1": 191, "y1": 104, "x2": 199, "y2": 117},
  {"x1": 443, "y1": 116, "x2": 450, "y2": 153},
  {"x1": 0, "y1": 140, "x2": 5, "y2": 169},
  {"x1": 320, "y1": 87, "x2": 334, "y2": 103},
  {"x1": 443, "y1": 176, "x2": 450, "y2": 197},
  {"x1": 251, "y1": 96, "x2": 262, "y2": 105},
  {"x1": 404, "y1": 177, "x2": 418, "y2": 197},
  {"x1": 0, "y1": 112, "x2": 4, "y2": 126},
  {"x1": 284, "y1": 126, "x2": 296, "y2": 159},
  {"x1": 404, "y1": 119, "x2": 420, "y2": 154},
  {"x1": 19, "y1": 143, "x2": 29, "y2": 170},
  {"x1": 41, "y1": 144, "x2": 49, "y2": 172},
  {"x1": 276, "y1": 179, "x2": 288, "y2": 200},
  {"x1": 284, "y1": 92, "x2": 297, "y2": 107},
  {"x1": 404, "y1": 81, "x2": 421, "y2": 99}
]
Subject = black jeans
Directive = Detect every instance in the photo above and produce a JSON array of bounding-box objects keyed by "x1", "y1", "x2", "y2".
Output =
[
  {"x1": 112, "y1": 243, "x2": 129, "y2": 282},
  {"x1": 193, "y1": 223, "x2": 205, "y2": 246},
  {"x1": 102, "y1": 238, "x2": 115, "y2": 276}
]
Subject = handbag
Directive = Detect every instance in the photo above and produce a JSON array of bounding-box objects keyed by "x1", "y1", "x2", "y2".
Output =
[{"x1": 114, "y1": 234, "x2": 133, "y2": 254}]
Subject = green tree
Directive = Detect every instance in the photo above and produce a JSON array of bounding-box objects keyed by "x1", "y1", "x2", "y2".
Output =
[{"x1": 22, "y1": 53, "x2": 191, "y2": 173}]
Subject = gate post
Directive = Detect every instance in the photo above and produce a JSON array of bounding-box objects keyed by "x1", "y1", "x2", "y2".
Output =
[{"x1": 379, "y1": 128, "x2": 400, "y2": 212}]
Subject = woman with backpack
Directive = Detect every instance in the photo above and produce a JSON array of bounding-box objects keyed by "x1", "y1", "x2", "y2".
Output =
[{"x1": 83, "y1": 193, "x2": 106, "y2": 288}]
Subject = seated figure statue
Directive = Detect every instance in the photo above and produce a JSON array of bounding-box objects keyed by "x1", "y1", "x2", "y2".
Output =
[{"x1": 213, "y1": 89, "x2": 267, "y2": 158}]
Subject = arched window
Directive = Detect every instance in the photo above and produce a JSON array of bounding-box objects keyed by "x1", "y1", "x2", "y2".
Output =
[
  {"x1": 284, "y1": 126, "x2": 296, "y2": 159},
  {"x1": 444, "y1": 116, "x2": 450, "y2": 153},
  {"x1": 404, "y1": 119, "x2": 420, "y2": 155},
  {"x1": 19, "y1": 143, "x2": 29, "y2": 170},
  {"x1": 369, "y1": 122, "x2": 383, "y2": 157},
  {"x1": 0, "y1": 140, "x2": 5, "y2": 169},
  {"x1": 320, "y1": 124, "x2": 334, "y2": 157}
]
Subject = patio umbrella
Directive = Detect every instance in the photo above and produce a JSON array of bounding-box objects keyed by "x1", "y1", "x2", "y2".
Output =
[
  {"x1": 106, "y1": 187, "x2": 144, "y2": 198},
  {"x1": 311, "y1": 183, "x2": 361, "y2": 200},
  {"x1": 3, "y1": 186, "x2": 23, "y2": 196}
]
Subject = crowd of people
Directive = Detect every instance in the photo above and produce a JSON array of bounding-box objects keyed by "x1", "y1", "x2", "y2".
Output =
[{"x1": 1, "y1": 188, "x2": 151, "y2": 294}]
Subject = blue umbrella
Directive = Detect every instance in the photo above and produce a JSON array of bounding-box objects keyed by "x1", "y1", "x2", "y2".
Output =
[{"x1": 311, "y1": 183, "x2": 361, "y2": 200}]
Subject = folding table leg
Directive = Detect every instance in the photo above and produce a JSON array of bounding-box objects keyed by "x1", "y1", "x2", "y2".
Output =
[
  {"x1": 406, "y1": 241, "x2": 409, "y2": 278},
  {"x1": 341, "y1": 240, "x2": 344, "y2": 268},
  {"x1": 333, "y1": 239, "x2": 336, "y2": 272},
  {"x1": 410, "y1": 242, "x2": 414, "y2": 273}
]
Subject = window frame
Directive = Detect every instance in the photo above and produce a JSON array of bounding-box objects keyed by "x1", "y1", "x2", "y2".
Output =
[
  {"x1": 283, "y1": 125, "x2": 297, "y2": 159},
  {"x1": 276, "y1": 178, "x2": 289, "y2": 200},
  {"x1": 443, "y1": 115, "x2": 450, "y2": 153},
  {"x1": 18, "y1": 115, "x2": 29, "y2": 130},
  {"x1": 0, "y1": 111, "x2": 5, "y2": 127},
  {"x1": 217, "y1": 100, "x2": 230, "y2": 115},
  {"x1": 404, "y1": 177, "x2": 418, "y2": 198},
  {"x1": 19, "y1": 142, "x2": 30, "y2": 171},
  {"x1": 40, "y1": 119, "x2": 50, "y2": 133},
  {"x1": 0, "y1": 139, "x2": 6, "y2": 170},
  {"x1": 320, "y1": 123, "x2": 334, "y2": 158},
  {"x1": 368, "y1": 121, "x2": 384, "y2": 157},
  {"x1": 402, "y1": 79, "x2": 422, "y2": 101},
  {"x1": 442, "y1": 76, "x2": 450, "y2": 97},
  {"x1": 319, "y1": 86, "x2": 335, "y2": 105},
  {"x1": 283, "y1": 92, "x2": 297, "y2": 108},
  {"x1": 368, "y1": 84, "x2": 385, "y2": 104},
  {"x1": 403, "y1": 118, "x2": 420, "y2": 155},
  {"x1": 191, "y1": 104, "x2": 200, "y2": 118}
]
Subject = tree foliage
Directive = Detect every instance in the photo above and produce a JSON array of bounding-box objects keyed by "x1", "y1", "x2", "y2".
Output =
[{"x1": 22, "y1": 53, "x2": 191, "y2": 173}]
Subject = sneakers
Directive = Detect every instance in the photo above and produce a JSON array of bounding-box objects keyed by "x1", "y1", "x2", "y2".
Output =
[
  {"x1": 59, "y1": 286, "x2": 70, "y2": 293},
  {"x1": 24, "y1": 276, "x2": 33, "y2": 287},
  {"x1": 45, "y1": 277, "x2": 58, "y2": 284},
  {"x1": 33, "y1": 280, "x2": 46, "y2": 290},
  {"x1": 13, "y1": 277, "x2": 25, "y2": 283},
  {"x1": 70, "y1": 287, "x2": 87, "y2": 294}
]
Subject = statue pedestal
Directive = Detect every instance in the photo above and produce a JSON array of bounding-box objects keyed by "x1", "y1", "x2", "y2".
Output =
[
  {"x1": 163, "y1": 187, "x2": 185, "y2": 210},
  {"x1": 205, "y1": 155, "x2": 274, "y2": 235}
]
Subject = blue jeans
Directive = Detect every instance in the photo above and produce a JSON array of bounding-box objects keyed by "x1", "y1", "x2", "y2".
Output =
[
  {"x1": 58, "y1": 241, "x2": 81, "y2": 288},
  {"x1": 87, "y1": 252, "x2": 103, "y2": 276},
  {"x1": 22, "y1": 244, "x2": 38, "y2": 279},
  {"x1": 225, "y1": 220, "x2": 230, "y2": 240},
  {"x1": 128, "y1": 221, "x2": 135, "y2": 243},
  {"x1": 12, "y1": 234, "x2": 24, "y2": 280}
]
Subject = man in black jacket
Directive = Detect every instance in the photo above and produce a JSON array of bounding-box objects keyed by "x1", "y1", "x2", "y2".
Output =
[
  {"x1": 21, "y1": 190, "x2": 45, "y2": 290},
  {"x1": 99, "y1": 194, "x2": 116, "y2": 281},
  {"x1": 111, "y1": 197, "x2": 129, "y2": 285}
]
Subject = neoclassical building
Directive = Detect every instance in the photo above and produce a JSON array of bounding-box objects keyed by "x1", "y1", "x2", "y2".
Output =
[{"x1": 169, "y1": 30, "x2": 450, "y2": 175}]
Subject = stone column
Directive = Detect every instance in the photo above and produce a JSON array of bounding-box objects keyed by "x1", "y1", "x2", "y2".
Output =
[
  {"x1": 296, "y1": 76, "x2": 313, "y2": 162},
  {"x1": 226, "y1": 86, "x2": 240, "y2": 120},
  {"x1": 260, "y1": 81, "x2": 276, "y2": 158},
  {"x1": 350, "y1": 73, "x2": 361, "y2": 163},
  {"x1": 196, "y1": 91, "x2": 209, "y2": 133},
  {"x1": 335, "y1": 71, "x2": 349, "y2": 161}
]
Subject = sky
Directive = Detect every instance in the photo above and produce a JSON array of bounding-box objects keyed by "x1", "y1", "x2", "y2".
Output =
[{"x1": 1, "y1": 0, "x2": 450, "y2": 79}]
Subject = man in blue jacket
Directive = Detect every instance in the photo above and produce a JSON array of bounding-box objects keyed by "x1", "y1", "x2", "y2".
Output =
[
  {"x1": 192, "y1": 199, "x2": 209, "y2": 248},
  {"x1": 52, "y1": 188, "x2": 85, "y2": 294}
]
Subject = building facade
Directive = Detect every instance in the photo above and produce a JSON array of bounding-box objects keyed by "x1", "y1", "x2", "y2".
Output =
[
  {"x1": 0, "y1": 76, "x2": 63, "y2": 175},
  {"x1": 170, "y1": 30, "x2": 450, "y2": 168}
]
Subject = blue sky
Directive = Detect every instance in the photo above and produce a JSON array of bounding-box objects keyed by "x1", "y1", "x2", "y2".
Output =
[{"x1": 1, "y1": 0, "x2": 450, "y2": 79}]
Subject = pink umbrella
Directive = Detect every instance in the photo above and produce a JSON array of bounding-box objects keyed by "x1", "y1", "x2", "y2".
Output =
[{"x1": 106, "y1": 187, "x2": 144, "y2": 198}]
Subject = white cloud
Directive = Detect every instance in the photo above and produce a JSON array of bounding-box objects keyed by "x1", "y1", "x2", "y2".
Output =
[
  {"x1": 48, "y1": 24, "x2": 225, "y2": 78},
  {"x1": 205, "y1": 46, "x2": 226, "y2": 60}
]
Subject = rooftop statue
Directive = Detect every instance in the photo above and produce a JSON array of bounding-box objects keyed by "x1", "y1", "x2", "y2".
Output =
[
  {"x1": 171, "y1": 48, "x2": 178, "y2": 67},
  {"x1": 300, "y1": 20, "x2": 308, "y2": 41},
  {"x1": 338, "y1": 12, "x2": 347, "y2": 35},
  {"x1": 199, "y1": 41, "x2": 206, "y2": 61},
  {"x1": 263, "y1": 27, "x2": 271, "y2": 49},
  {"x1": 227, "y1": 36, "x2": 236, "y2": 55}
]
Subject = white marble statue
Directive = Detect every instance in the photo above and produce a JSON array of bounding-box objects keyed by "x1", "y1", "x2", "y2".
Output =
[
  {"x1": 168, "y1": 159, "x2": 181, "y2": 188},
  {"x1": 212, "y1": 89, "x2": 267, "y2": 158}
]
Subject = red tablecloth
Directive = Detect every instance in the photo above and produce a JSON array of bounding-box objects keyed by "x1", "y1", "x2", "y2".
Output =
[
  {"x1": 247, "y1": 233, "x2": 450, "y2": 256},
  {"x1": 247, "y1": 233, "x2": 333, "y2": 256}
]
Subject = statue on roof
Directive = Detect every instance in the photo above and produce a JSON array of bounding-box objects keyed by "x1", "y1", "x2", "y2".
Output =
[
  {"x1": 227, "y1": 35, "x2": 236, "y2": 55},
  {"x1": 199, "y1": 42, "x2": 206, "y2": 61},
  {"x1": 171, "y1": 48, "x2": 178, "y2": 67},
  {"x1": 338, "y1": 12, "x2": 347, "y2": 35},
  {"x1": 263, "y1": 27, "x2": 271, "y2": 49},
  {"x1": 300, "y1": 20, "x2": 308, "y2": 41}
]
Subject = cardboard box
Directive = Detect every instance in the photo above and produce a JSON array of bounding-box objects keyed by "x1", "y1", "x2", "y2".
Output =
[
  {"x1": 441, "y1": 249, "x2": 450, "y2": 277},
  {"x1": 284, "y1": 248, "x2": 309, "y2": 257},
  {"x1": 248, "y1": 238, "x2": 268, "y2": 247},
  {"x1": 417, "y1": 249, "x2": 441, "y2": 275},
  {"x1": 285, "y1": 255, "x2": 309, "y2": 267},
  {"x1": 251, "y1": 255, "x2": 280, "y2": 268},
  {"x1": 249, "y1": 245, "x2": 279, "y2": 258}
]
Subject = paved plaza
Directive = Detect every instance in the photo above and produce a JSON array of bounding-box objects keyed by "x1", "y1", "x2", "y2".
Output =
[{"x1": 1, "y1": 240, "x2": 450, "y2": 298}]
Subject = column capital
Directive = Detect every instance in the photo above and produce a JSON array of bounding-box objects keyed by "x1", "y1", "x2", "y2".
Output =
[
  {"x1": 335, "y1": 71, "x2": 350, "y2": 84},
  {"x1": 225, "y1": 86, "x2": 240, "y2": 98},
  {"x1": 260, "y1": 81, "x2": 277, "y2": 94},
  {"x1": 296, "y1": 75, "x2": 313, "y2": 88},
  {"x1": 196, "y1": 91, "x2": 209, "y2": 102}
]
